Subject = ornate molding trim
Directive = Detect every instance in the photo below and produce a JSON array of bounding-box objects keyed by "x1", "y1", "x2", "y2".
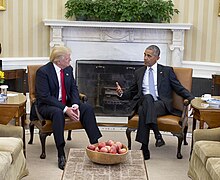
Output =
[
  {"x1": 43, "y1": 19, "x2": 192, "y2": 67},
  {"x1": 1, "y1": 57, "x2": 49, "y2": 70},
  {"x1": 50, "y1": 26, "x2": 65, "y2": 47},
  {"x1": 43, "y1": 19, "x2": 192, "y2": 30}
]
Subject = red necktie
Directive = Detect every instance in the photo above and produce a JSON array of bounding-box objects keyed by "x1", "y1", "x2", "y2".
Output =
[{"x1": 60, "y1": 69, "x2": 66, "y2": 104}]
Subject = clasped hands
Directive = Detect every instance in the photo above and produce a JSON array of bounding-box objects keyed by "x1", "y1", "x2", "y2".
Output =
[{"x1": 65, "y1": 106, "x2": 80, "y2": 122}]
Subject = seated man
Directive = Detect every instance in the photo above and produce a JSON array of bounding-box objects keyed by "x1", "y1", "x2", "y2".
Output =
[
  {"x1": 31, "y1": 46, "x2": 102, "y2": 170},
  {"x1": 116, "y1": 45, "x2": 194, "y2": 160}
]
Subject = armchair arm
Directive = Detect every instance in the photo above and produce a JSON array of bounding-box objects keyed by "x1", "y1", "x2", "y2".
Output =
[
  {"x1": 183, "y1": 99, "x2": 190, "y2": 106},
  {"x1": 193, "y1": 127, "x2": 220, "y2": 144},
  {"x1": 0, "y1": 124, "x2": 23, "y2": 139},
  {"x1": 79, "y1": 93, "x2": 88, "y2": 103},
  {"x1": 33, "y1": 93, "x2": 88, "y2": 123}
]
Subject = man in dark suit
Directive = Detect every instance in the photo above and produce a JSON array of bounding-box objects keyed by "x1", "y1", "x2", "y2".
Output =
[
  {"x1": 34, "y1": 46, "x2": 102, "y2": 170},
  {"x1": 116, "y1": 45, "x2": 194, "y2": 160}
]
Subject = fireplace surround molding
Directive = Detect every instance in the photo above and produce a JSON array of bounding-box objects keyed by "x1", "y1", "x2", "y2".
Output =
[{"x1": 43, "y1": 19, "x2": 192, "y2": 67}]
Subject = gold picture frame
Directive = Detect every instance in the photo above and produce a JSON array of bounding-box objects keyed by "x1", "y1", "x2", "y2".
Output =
[
  {"x1": 219, "y1": 0, "x2": 220, "y2": 16},
  {"x1": 0, "y1": 0, "x2": 6, "y2": 11}
]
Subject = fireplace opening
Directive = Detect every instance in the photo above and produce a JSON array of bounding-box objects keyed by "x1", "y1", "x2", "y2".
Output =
[{"x1": 76, "y1": 60, "x2": 143, "y2": 117}]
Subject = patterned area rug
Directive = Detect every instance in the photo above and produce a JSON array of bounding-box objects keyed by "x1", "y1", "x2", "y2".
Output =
[{"x1": 62, "y1": 148, "x2": 148, "y2": 180}]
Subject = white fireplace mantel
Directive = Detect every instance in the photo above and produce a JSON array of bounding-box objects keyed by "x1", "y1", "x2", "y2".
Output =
[
  {"x1": 43, "y1": 19, "x2": 191, "y2": 30},
  {"x1": 43, "y1": 19, "x2": 192, "y2": 67}
]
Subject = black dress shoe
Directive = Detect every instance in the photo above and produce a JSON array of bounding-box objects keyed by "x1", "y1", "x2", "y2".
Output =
[
  {"x1": 155, "y1": 138, "x2": 165, "y2": 147},
  {"x1": 142, "y1": 149, "x2": 150, "y2": 160},
  {"x1": 58, "y1": 156, "x2": 66, "y2": 170},
  {"x1": 141, "y1": 144, "x2": 150, "y2": 160}
]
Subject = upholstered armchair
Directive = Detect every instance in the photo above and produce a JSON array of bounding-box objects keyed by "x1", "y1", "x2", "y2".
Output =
[
  {"x1": 188, "y1": 127, "x2": 220, "y2": 180},
  {"x1": 126, "y1": 67, "x2": 193, "y2": 159},
  {"x1": 27, "y1": 65, "x2": 86, "y2": 159},
  {"x1": 0, "y1": 124, "x2": 28, "y2": 179}
]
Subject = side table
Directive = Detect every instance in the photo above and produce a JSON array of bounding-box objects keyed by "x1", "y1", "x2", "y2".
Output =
[
  {"x1": 4, "y1": 69, "x2": 26, "y2": 95},
  {"x1": 4, "y1": 69, "x2": 27, "y2": 125},
  {"x1": 0, "y1": 91, "x2": 27, "y2": 156}
]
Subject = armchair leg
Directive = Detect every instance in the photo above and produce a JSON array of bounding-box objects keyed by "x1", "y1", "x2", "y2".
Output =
[
  {"x1": 183, "y1": 126, "x2": 188, "y2": 145},
  {"x1": 28, "y1": 122, "x2": 35, "y2": 144},
  {"x1": 176, "y1": 134, "x2": 183, "y2": 159},
  {"x1": 126, "y1": 128, "x2": 136, "y2": 150},
  {"x1": 126, "y1": 128, "x2": 132, "y2": 150},
  {"x1": 39, "y1": 132, "x2": 51, "y2": 159},
  {"x1": 67, "y1": 130, "x2": 72, "y2": 140}
]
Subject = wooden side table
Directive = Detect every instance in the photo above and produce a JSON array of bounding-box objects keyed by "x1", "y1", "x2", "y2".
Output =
[
  {"x1": 4, "y1": 69, "x2": 27, "y2": 124},
  {"x1": 4, "y1": 69, "x2": 26, "y2": 95},
  {"x1": 0, "y1": 91, "x2": 27, "y2": 156},
  {"x1": 212, "y1": 74, "x2": 220, "y2": 95}
]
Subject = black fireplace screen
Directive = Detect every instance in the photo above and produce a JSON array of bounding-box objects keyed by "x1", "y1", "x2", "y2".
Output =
[{"x1": 75, "y1": 60, "x2": 143, "y2": 116}]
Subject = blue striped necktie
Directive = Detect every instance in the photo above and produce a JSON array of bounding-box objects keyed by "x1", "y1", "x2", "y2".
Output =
[{"x1": 149, "y1": 67, "x2": 157, "y2": 100}]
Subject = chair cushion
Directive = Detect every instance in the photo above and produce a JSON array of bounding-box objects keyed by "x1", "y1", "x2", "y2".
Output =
[
  {"x1": 33, "y1": 119, "x2": 83, "y2": 133},
  {"x1": 206, "y1": 157, "x2": 220, "y2": 180},
  {"x1": 157, "y1": 115, "x2": 181, "y2": 133},
  {"x1": 127, "y1": 115, "x2": 139, "y2": 128},
  {"x1": 0, "y1": 137, "x2": 23, "y2": 162},
  {"x1": 0, "y1": 151, "x2": 12, "y2": 179},
  {"x1": 194, "y1": 141, "x2": 220, "y2": 165},
  {"x1": 128, "y1": 115, "x2": 181, "y2": 133}
]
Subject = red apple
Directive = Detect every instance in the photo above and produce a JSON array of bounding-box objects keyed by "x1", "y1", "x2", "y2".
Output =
[
  {"x1": 106, "y1": 139, "x2": 114, "y2": 146},
  {"x1": 115, "y1": 141, "x2": 123, "y2": 149},
  {"x1": 109, "y1": 146, "x2": 117, "y2": 154},
  {"x1": 118, "y1": 148, "x2": 127, "y2": 154},
  {"x1": 87, "y1": 144, "x2": 96, "y2": 151},
  {"x1": 100, "y1": 147, "x2": 108, "y2": 153},
  {"x1": 95, "y1": 147, "x2": 99, "y2": 152},
  {"x1": 111, "y1": 144, "x2": 119, "y2": 151},
  {"x1": 105, "y1": 145, "x2": 111, "y2": 152},
  {"x1": 98, "y1": 141, "x2": 106, "y2": 149}
]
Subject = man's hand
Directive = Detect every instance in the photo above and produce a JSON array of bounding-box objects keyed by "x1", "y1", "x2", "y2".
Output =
[
  {"x1": 116, "y1": 82, "x2": 123, "y2": 96},
  {"x1": 65, "y1": 107, "x2": 80, "y2": 122}
]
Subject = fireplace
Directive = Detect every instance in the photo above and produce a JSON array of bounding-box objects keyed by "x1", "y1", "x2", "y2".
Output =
[
  {"x1": 44, "y1": 20, "x2": 192, "y2": 123},
  {"x1": 76, "y1": 60, "x2": 143, "y2": 116}
]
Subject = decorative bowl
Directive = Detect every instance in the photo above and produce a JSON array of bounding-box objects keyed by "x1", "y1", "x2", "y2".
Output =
[{"x1": 86, "y1": 143, "x2": 128, "y2": 165}]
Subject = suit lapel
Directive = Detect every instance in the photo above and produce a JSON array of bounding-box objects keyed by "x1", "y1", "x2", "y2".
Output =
[
  {"x1": 48, "y1": 63, "x2": 59, "y2": 97},
  {"x1": 63, "y1": 69, "x2": 69, "y2": 90},
  {"x1": 51, "y1": 64, "x2": 59, "y2": 87},
  {"x1": 157, "y1": 64, "x2": 164, "y2": 90}
]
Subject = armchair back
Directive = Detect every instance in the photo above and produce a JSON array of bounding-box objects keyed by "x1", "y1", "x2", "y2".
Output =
[{"x1": 172, "y1": 67, "x2": 192, "y2": 111}]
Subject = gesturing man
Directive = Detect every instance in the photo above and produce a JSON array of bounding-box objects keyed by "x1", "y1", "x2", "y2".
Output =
[{"x1": 116, "y1": 45, "x2": 194, "y2": 160}]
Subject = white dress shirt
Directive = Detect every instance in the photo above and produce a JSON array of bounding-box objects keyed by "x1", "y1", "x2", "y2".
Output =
[
  {"x1": 53, "y1": 63, "x2": 79, "y2": 113},
  {"x1": 142, "y1": 63, "x2": 159, "y2": 97},
  {"x1": 53, "y1": 63, "x2": 62, "y2": 101}
]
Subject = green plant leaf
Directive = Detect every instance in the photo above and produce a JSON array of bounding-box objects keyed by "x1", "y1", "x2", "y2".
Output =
[{"x1": 64, "y1": 0, "x2": 179, "y2": 23}]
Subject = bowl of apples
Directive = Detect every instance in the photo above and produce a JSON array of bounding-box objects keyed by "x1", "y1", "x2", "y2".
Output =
[{"x1": 86, "y1": 140, "x2": 128, "y2": 165}]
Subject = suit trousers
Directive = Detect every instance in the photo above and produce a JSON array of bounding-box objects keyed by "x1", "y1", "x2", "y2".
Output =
[
  {"x1": 38, "y1": 102, "x2": 102, "y2": 157},
  {"x1": 135, "y1": 94, "x2": 168, "y2": 146}
]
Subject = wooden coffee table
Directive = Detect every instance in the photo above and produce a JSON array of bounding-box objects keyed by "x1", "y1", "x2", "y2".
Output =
[{"x1": 62, "y1": 148, "x2": 148, "y2": 180}]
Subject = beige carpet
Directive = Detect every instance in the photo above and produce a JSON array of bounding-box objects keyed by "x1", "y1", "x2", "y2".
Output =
[{"x1": 22, "y1": 128, "x2": 192, "y2": 180}]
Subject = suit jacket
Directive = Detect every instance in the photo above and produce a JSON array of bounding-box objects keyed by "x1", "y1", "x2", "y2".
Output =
[
  {"x1": 30, "y1": 62, "x2": 80, "y2": 120},
  {"x1": 120, "y1": 64, "x2": 194, "y2": 116}
]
